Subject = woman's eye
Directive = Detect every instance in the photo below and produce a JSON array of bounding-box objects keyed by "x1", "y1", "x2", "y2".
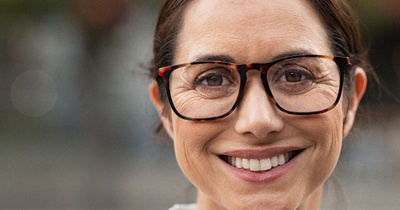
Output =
[
  {"x1": 200, "y1": 73, "x2": 229, "y2": 86},
  {"x1": 282, "y1": 71, "x2": 307, "y2": 82},
  {"x1": 195, "y1": 66, "x2": 235, "y2": 87},
  {"x1": 269, "y1": 65, "x2": 316, "y2": 94},
  {"x1": 278, "y1": 69, "x2": 313, "y2": 83}
]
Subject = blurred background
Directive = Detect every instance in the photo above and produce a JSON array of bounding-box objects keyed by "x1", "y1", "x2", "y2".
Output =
[{"x1": 0, "y1": 0, "x2": 399, "y2": 209}]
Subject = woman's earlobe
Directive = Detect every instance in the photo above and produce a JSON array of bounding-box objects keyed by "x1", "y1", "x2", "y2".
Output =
[
  {"x1": 343, "y1": 67, "x2": 368, "y2": 137},
  {"x1": 149, "y1": 80, "x2": 174, "y2": 137},
  {"x1": 150, "y1": 80, "x2": 164, "y2": 115}
]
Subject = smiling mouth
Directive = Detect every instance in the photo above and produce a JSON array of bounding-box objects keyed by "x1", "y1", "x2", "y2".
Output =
[{"x1": 220, "y1": 150, "x2": 302, "y2": 172}]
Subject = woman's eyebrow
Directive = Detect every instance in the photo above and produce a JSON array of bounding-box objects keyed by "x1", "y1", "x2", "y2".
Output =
[
  {"x1": 192, "y1": 54, "x2": 236, "y2": 63},
  {"x1": 269, "y1": 50, "x2": 316, "y2": 61},
  {"x1": 190, "y1": 49, "x2": 317, "y2": 64}
]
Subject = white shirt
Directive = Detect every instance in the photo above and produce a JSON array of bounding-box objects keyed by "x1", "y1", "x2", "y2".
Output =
[{"x1": 168, "y1": 203, "x2": 197, "y2": 210}]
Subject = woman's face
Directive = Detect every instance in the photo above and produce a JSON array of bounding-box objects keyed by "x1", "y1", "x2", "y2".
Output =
[{"x1": 152, "y1": 0, "x2": 364, "y2": 209}]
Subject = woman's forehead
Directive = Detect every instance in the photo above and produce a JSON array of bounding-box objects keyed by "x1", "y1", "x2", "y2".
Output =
[
  {"x1": 175, "y1": 0, "x2": 330, "y2": 63},
  {"x1": 181, "y1": 0, "x2": 321, "y2": 29}
]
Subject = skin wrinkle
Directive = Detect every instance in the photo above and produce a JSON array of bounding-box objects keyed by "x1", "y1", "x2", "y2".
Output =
[
  {"x1": 174, "y1": 120, "x2": 201, "y2": 177},
  {"x1": 292, "y1": 117, "x2": 339, "y2": 210},
  {"x1": 316, "y1": 115, "x2": 342, "y2": 184},
  {"x1": 179, "y1": 0, "x2": 329, "y2": 64}
]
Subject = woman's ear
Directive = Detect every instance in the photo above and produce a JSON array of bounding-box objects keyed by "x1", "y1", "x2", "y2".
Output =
[
  {"x1": 149, "y1": 80, "x2": 174, "y2": 138},
  {"x1": 343, "y1": 67, "x2": 368, "y2": 138}
]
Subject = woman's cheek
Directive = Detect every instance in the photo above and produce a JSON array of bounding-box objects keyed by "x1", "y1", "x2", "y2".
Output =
[
  {"x1": 302, "y1": 111, "x2": 343, "y2": 182},
  {"x1": 172, "y1": 126, "x2": 210, "y2": 193},
  {"x1": 172, "y1": 119, "x2": 211, "y2": 167}
]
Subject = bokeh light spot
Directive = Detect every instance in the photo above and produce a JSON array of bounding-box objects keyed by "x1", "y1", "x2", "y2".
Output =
[{"x1": 10, "y1": 70, "x2": 58, "y2": 117}]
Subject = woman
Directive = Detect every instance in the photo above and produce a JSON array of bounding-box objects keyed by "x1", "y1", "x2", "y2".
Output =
[{"x1": 149, "y1": 0, "x2": 369, "y2": 209}]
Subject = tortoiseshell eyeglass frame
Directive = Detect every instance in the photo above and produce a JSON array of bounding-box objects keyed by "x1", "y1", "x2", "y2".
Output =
[{"x1": 158, "y1": 54, "x2": 351, "y2": 121}]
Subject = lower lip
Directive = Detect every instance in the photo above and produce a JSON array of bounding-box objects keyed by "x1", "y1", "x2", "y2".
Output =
[{"x1": 220, "y1": 152, "x2": 302, "y2": 183}]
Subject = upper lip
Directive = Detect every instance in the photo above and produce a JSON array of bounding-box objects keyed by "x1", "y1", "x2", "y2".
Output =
[{"x1": 219, "y1": 146, "x2": 304, "y2": 159}]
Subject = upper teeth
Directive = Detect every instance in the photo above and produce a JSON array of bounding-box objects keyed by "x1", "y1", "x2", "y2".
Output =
[{"x1": 227, "y1": 153, "x2": 290, "y2": 172}]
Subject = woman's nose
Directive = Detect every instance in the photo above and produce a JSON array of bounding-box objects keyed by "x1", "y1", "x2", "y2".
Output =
[{"x1": 234, "y1": 72, "x2": 284, "y2": 139}]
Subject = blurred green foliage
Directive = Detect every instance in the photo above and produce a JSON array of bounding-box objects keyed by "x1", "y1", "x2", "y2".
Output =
[
  {"x1": 0, "y1": 0, "x2": 160, "y2": 20},
  {"x1": 0, "y1": 0, "x2": 69, "y2": 20},
  {"x1": 351, "y1": 0, "x2": 397, "y2": 31}
]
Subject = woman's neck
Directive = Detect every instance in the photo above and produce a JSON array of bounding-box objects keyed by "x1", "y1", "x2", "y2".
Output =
[
  {"x1": 297, "y1": 186, "x2": 323, "y2": 210},
  {"x1": 196, "y1": 186, "x2": 323, "y2": 210}
]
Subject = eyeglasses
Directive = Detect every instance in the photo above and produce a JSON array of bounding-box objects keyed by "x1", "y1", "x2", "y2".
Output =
[{"x1": 158, "y1": 54, "x2": 351, "y2": 121}]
